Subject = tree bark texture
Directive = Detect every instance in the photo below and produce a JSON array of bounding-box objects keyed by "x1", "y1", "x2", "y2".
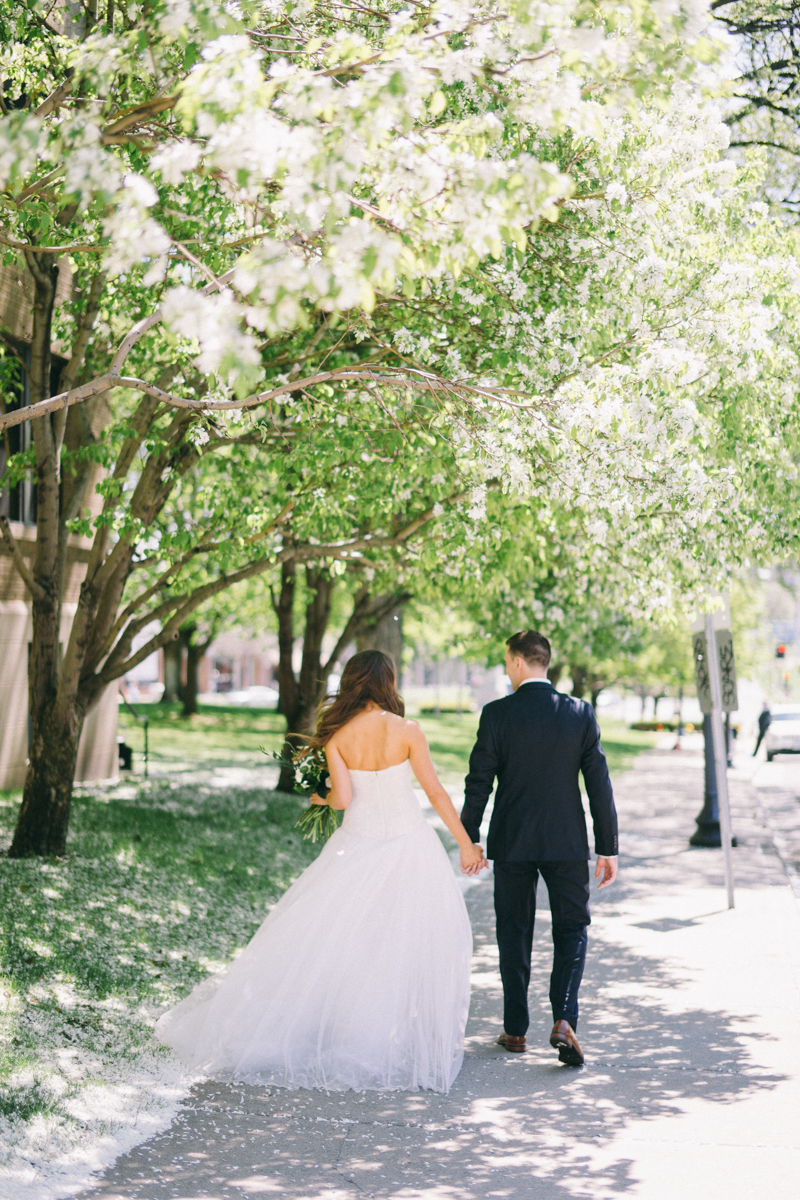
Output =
[
  {"x1": 181, "y1": 639, "x2": 204, "y2": 717},
  {"x1": 178, "y1": 621, "x2": 216, "y2": 717},
  {"x1": 10, "y1": 252, "x2": 78, "y2": 856},
  {"x1": 273, "y1": 563, "x2": 336, "y2": 792},
  {"x1": 9, "y1": 708, "x2": 83, "y2": 857},
  {"x1": 161, "y1": 638, "x2": 182, "y2": 704},
  {"x1": 569, "y1": 664, "x2": 587, "y2": 699},
  {"x1": 547, "y1": 662, "x2": 564, "y2": 688}
]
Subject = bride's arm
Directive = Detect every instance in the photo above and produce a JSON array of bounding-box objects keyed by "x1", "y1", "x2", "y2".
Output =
[
  {"x1": 311, "y1": 740, "x2": 352, "y2": 810},
  {"x1": 407, "y1": 723, "x2": 488, "y2": 875}
]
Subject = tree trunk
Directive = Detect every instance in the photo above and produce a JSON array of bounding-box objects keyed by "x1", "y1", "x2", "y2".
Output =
[
  {"x1": 570, "y1": 664, "x2": 587, "y2": 699},
  {"x1": 590, "y1": 685, "x2": 604, "y2": 709},
  {"x1": 180, "y1": 623, "x2": 215, "y2": 717},
  {"x1": 547, "y1": 662, "x2": 564, "y2": 688},
  {"x1": 9, "y1": 252, "x2": 71, "y2": 857},
  {"x1": 356, "y1": 595, "x2": 404, "y2": 672},
  {"x1": 161, "y1": 637, "x2": 182, "y2": 704},
  {"x1": 9, "y1": 709, "x2": 82, "y2": 857},
  {"x1": 181, "y1": 641, "x2": 202, "y2": 716},
  {"x1": 274, "y1": 566, "x2": 336, "y2": 791},
  {"x1": 273, "y1": 559, "x2": 301, "y2": 792}
]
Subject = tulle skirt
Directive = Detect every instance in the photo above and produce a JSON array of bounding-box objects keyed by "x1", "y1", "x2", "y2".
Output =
[{"x1": 154, "y1": 822, "x2": 473, "y2": 1093}]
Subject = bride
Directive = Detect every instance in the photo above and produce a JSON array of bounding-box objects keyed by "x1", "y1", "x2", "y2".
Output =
[{"x1": 155, "y1": 649, "x2": 487, "y2": 1093}]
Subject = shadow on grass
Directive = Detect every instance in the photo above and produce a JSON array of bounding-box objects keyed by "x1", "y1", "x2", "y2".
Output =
[{"x1": 0, "y1": 782, "x2": 317, "y2": 1125}]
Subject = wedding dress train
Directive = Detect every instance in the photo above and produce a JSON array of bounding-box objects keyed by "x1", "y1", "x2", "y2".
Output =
[{"x1": 155, "y1": 760, "x2": 473, "y2": 1092}]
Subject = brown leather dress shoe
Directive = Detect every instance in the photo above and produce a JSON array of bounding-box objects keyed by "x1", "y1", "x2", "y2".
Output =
[
  {"x1": 549, "y1": 1020, "x2": 584, "y2": 1066},
  {"x1": 497, "y1": 1032, "x2": 526, "y2": 1052}
]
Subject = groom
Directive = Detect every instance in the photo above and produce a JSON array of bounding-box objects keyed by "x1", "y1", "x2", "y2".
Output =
[{"x1": 461, "y1": 630, "x2": 618, "y2": 1066}]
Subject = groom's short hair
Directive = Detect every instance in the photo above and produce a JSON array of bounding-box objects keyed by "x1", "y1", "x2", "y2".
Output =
[{"x1": 506, "y1": 630, "x2": 551, "y2": 669}]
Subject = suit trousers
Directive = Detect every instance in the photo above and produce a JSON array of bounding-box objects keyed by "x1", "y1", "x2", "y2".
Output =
[{"x1": 494, "y1": 860, "x2": 591, "y2": 1036}]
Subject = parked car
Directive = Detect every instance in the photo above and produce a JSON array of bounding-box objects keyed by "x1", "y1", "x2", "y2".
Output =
[{"x1": 764, "y1": 705, "x2": 800, "y2": 761}]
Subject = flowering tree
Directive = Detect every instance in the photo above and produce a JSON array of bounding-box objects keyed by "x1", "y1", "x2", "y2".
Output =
[{"x1": 1, "y1": 0, "x2": 798, "y2": 856}]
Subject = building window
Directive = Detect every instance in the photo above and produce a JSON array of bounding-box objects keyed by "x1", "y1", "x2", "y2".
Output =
[{"x1": 0, "y1": 340, "x2": 35, "y2": 527}]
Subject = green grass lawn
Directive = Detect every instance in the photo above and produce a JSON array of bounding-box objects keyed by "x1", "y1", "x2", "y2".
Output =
[
  {"x1": 118, "y1": 703, "x2": 655, "y2": 783},
  {"x1": 0, "y1": 704, "x2": 655, "y2": 1173},
  {"x1": 0, "y1": 780, "x2": 317, "y2": 1171},
  {"x1": 117, "y1": 702, "x2": 287, "y2": 771},
  {"x1": 416, "y1": 712, "x2": 657, "y2": 783}
]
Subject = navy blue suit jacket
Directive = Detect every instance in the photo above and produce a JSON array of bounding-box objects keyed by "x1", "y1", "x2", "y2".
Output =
[{"x1": 461, "y1": 681, "x2": 618, "y2": 861}]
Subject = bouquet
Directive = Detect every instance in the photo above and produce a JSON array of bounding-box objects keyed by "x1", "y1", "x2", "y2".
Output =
[{"x1": 271, "y1": 746, "x2": 341, "y2": 843}]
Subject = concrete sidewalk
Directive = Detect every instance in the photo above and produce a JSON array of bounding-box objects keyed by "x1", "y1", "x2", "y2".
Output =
[{"x1": 79, "y1": 746, "x2": 800, "y2": 1200}]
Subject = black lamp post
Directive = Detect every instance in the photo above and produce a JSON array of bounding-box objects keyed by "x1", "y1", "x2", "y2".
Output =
[
  {"x1": 689, "y1": 629, "x2": 737, "y2": 850},
  {"x1": 689, "y1": 714, "x2": 720, "y2": 846}
]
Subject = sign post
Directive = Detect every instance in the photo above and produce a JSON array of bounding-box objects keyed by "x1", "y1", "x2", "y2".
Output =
[{"x1": 704, "y1": 615, "x2": 735, "y2": 909}]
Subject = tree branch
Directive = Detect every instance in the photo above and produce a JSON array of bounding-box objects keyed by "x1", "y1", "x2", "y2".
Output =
[
  {"x1": 92, "y1": 498, "x2": 295, "y2": 667},
  {"x1": 96, "y1": 484, "x2": 463, "y2": 685},
  {"x1": 15, "y1": 166, "x2": 66, "y2": 203},
  {"x1": 34, "y1": 75, "x2": 74, "y2": 118},
  {"x1": 0, "y1": 229, "x2": 104, "y2": 254},
  {"x1": 0, "y1": 373, "x2": 116, "y2": 430},
  {"x1": 101, "y1": 93, "x2": 178, "y2": 139},
  {"x1": 0, "y1": 364, "x2": 534, "y2": 432},
  {"x1": 109, "y1": 268, "x2": 235, "y2": 374},
  {"x1": 0, "y1": 516, "x2": 46, "y2": 600}
]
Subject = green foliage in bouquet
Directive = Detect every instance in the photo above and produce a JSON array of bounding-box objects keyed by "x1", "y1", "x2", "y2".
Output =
[{"x1": 269, "y1": 747, "x2": 342, "y2": 843}]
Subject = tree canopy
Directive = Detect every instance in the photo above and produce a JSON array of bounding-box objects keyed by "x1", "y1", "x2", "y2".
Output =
[{"x1": 2, "y1": 0, "x2": 800, "y2": 852}]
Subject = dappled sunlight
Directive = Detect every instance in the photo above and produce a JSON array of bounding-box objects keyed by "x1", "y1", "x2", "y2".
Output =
[
  {"x1": 73, "y1": 746, "x2": 800, "y2": 1200},
  {"x1": 0, "y1": 782, "x2": 317, "y2": 1197},
  {"x1": 80, "y1": 843, "x2": 786, "y2": 1199},
  {"x1": 3, "y1": 745, "x2": 798, "y2": 1200}
]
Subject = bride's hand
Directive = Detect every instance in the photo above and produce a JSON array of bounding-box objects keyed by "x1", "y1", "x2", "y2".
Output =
[
  {"x1": 310, "y1": 793, "x2": 328, "y2": 806},
  {"x1": 460, "y1": 843, "x2": 487, "y2": 875}
]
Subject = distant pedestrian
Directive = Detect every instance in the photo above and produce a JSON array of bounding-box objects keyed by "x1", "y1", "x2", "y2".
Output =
[{"x1": 753, "y1": 702, "x2": 771, "y2": 757}]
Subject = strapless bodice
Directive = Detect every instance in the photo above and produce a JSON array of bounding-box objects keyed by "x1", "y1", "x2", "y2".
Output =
[{"x1": 341, "y1": 759, "x2": 427, "y2": 839}]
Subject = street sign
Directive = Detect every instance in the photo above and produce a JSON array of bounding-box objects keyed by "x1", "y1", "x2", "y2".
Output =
[{"x1": 692, "y1": 629, "x2": 738, "y2": 715}]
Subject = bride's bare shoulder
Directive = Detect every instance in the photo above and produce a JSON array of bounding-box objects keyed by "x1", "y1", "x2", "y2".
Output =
[
  {"x1": 399, "y1": 716, "x2": 427, "y2": 741},
  {"x1": 381, "y1": 712, "x2": 421, "y2": 730}
]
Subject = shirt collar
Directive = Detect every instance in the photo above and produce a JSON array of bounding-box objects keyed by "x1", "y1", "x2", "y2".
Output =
[{"x1": 518, "y1": 677, "x2": 552, "y2": 687}]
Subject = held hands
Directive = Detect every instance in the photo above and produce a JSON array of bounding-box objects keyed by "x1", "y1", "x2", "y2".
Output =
[
  {"x1": 460, "y1": 842, "x2": 489, "y2": 876},
  {"x1": 595, "y1": 856, "x2": 618, "y2": 889}
]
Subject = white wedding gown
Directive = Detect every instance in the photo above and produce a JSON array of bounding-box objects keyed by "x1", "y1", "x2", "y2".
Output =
[{"x1": 155, "y1": 760, "x2": 473, "y2": 1093}]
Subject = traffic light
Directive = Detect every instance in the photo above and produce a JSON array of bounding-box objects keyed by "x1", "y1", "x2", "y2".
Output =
[{"x1": 777, "y1": 643, "x2": 786, "y2": 659}]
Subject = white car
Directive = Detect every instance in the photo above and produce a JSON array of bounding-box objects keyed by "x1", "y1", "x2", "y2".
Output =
[{"x1": 764, "y1": 705, "x2": 800, "y2": 761}]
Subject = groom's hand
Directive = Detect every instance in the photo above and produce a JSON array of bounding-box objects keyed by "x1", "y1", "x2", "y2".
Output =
[{"x1": 594, "y1": 856, "x2": 618, "y2": 888}]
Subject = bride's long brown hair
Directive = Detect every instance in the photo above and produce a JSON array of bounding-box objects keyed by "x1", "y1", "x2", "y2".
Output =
[{"x1": 306, "y1": 650, "x2": 404, "y2": 750}]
